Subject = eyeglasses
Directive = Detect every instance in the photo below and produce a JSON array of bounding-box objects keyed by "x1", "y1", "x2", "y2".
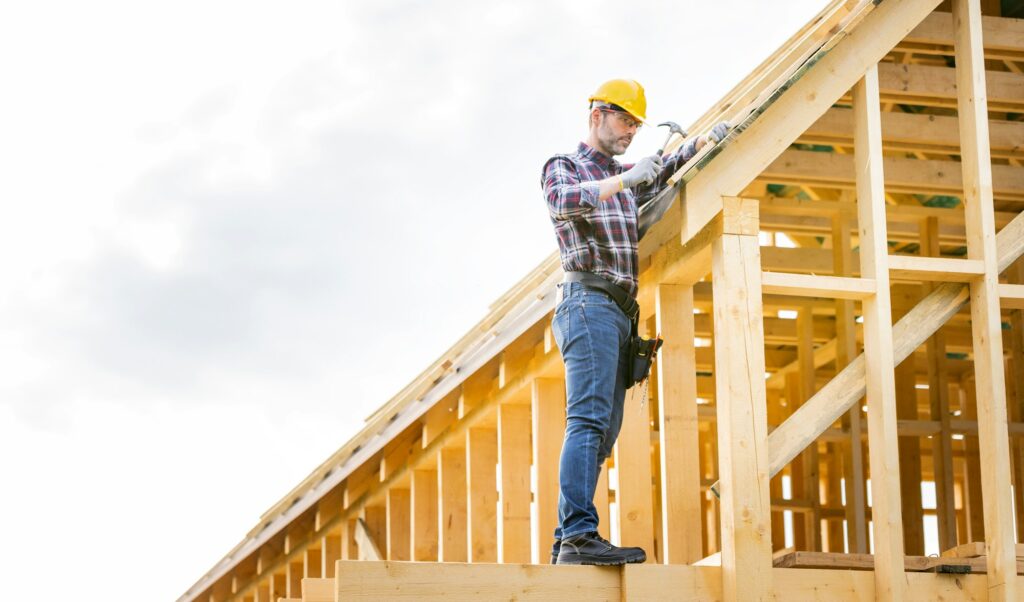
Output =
[{"x1": 599, "y1": 109, "x2": 642, "y2": 130}]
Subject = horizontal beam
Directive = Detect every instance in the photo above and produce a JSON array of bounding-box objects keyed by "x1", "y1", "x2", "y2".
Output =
[
  {"x1": 1001, "y1": 283, "x2": 1024, "y2": 310},
  {"x1": 903, "y1": 12, "x2": 1024, "y2": 62},
  {"x1": 887, "y1": 256, "x2": 985, "y2": 282},
  {"x1": 760, "y1": 149, "x2": 1024, "y2": 202},
  {"x1": 761, "y1": 271, "x2": 876, "y2": 300},
  {"x1": 333, "y1": 561, "x2": 1024, "y2": 600}
]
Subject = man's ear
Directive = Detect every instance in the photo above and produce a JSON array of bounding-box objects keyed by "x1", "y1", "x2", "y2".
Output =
[{"x1": 588, "y1": 107, "x2": 602, "y2": 129}]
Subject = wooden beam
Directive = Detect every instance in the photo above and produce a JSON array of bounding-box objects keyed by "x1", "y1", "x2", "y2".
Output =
[
  {"x1": 466, "y1": 427, "x2": 498, "y2": 563},
  {"x1": 410, "y1": 469, "x2": 438, "y2": 561},
  {"x1": 655, "y1": 284, "x2": 703, "y2": 564},
  {"x1": 1000, "y1": 283, "x2": 1024, "y2": 309},
  {"x1": 887, "y1": 256, "x2": 985, "y2": 283},
  {"x1": 354, "y1": 516, "x2": 382, "y2": 562},
  {"x1": 760, "y1": 271, "x2": 875, "y2": 300},
  {"x1": 531, "y1": 378, "x2": 565, "y2": 563},
  {"x1": 438, "y1": 446, "x2": 468, "y2": 562},
  {"x1": 498, "y1": 403, "x2": 531, "y2": 563},
  {"x1": 954, "y1": 0, "x2": 1018, "y2": 597},
  {"x1": 853, "y1": 65, "x2": 906, "y2": 600},
  {"x1": 759, "y1": 149, "x2": 1024, "y2": 202},
  {"x1": 385, "y1": 488, "x2": 410, "y2": 561},
  {"x1": 321, "y1": 532, "x2": 340, "y2": 578},
  {"x1": 615, "y1": 378, "x2": 656, "y2": 561},
  {"x1": 711, "y1": 197, "x2": 772, "y2": 600}
]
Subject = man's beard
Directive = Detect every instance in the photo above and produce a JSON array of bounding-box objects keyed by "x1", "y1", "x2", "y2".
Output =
[{"x1": 597, "y1": 122, "x2": 632, "y2": 156}]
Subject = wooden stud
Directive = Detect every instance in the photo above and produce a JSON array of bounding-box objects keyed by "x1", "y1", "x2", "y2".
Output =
[
  {"x1": 286, "y1": 560, "x2": 303, "y2": 598},
  {"x1": 954, "y1": 0, "x2": 1018, "y2": 596},
  {"x1": 711, "y1": 197, "x2": 772, "y2": 600},
  {"x1": 438, "y1": 446, "x2": 468, "y2": 562},
  {"x1": 386, "y1": 488, "x2": 411, "y2": 561},
  {"x1": 498, "y1": 403, "x2": 531, "y2": 563},
  {"x1": 411, "y1": 468, "x2": 439, "y2": 561},
  {"x1": 655, "y1": 284, "x2": 703, "y2": 564},
  {"x1": 466, "y1": 427, "x2": 498, "y2": 563},
  {"x1": 357, "y1": 509, "x2": 385, "y2": 562},
  {"x1": 853, "y1": 65, "x2": 907, "y2": 600},
  {"x1": 615, "y1": 384, "x2": 655, "y2": 560},
  {"x1": 895, "y1": 356, "x2": 924, "y2": 555},
  {"x1": 796, "y1": 308, "x2": 822, "y2": 552},
  {"x1": 531, "y1": 378, "x2": 565, "y2": 563},
  {"x1": 322, "y1": 532, "x2": 340, "y2": 578}
]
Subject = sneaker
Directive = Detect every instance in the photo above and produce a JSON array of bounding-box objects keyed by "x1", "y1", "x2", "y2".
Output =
[{"x1": 556, "y1": 532, "x2": 647, "y2": 566}]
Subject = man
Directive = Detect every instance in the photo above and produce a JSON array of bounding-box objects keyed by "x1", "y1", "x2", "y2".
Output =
[{"x1": 541, "y1": 79, "x2": 728, "y2": 565}]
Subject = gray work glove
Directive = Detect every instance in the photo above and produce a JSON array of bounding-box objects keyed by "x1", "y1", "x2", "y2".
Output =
[
  {"x1": 707, "y1": 121, "x2": 730, "y2": 144},
  {"x1": 620, "y1": 154, "x2": 663, "y2": 189}
]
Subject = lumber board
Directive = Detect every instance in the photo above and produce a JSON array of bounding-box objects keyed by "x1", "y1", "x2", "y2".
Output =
[
  {"x1": 772, "y1": 551, "x2": 1024, "y2": 574},
  {"x1": 887, "y1": 256, "x2": 985, "y2": 282},
  {"x1": 954, "y1": 0, "x2": 1018, "y2": 597},
  {"x1": 1001, "y1": 283, "x2": 1024, "y2": 309},
  {"x1": 299, "y1": 577, "x2": 333, "y2": 602},
  {"x1": 465, "y1": 427, "x2": 498, "y2": 563},
  {"x1": 941, "y1": 542, "x2": 1024, "y2": 559},
  {"x1": 760, "y1": 271, "x2": 875, "y2": 299},
  {"x1": 531, "y1": 379, "x2": 565, "y2": 563}
]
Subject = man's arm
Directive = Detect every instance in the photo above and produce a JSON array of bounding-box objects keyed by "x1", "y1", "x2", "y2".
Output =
[{"x1": 543, "y1": 156, "x2": 663, "y2": 220}]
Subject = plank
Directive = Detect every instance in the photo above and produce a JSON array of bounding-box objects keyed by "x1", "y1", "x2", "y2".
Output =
[
  {"x1": 954, "y1": 0, "x2": 1019, "y2": 597},
  {"x1": 531, "y1": 378, "x2": 565, "y2": 563},
  {"x1": 1000, "y1": 283, "x2": 1024, "y2": 309},
  {"x1": 386, "y1": 488, "x2": 410, "y2": 561},
  {"x1": 941, "y1": 541, "x2": 1024, "y2": 559},
  {"x1": 498, "y1": 403, "x2": 532, "y2": 563},
  {"x1": 321, "y1": 532, "x2": 340, "y2": 578},
  {"x1": 355, "y1": 514, "x2": 383, "y2": 562},
  {"x1": 410, "y1": 469, "x2": 438, "y2": 561},
  {"x1": 887, "y1": 256, "x2": 985, "y2": 283},
  {"x1": 438, "y1": 446, "x2": 468, "y2": 562},
  {"x1": 655, "y1": 284, "x2": 703, "y2": 564},
  {"x1": 335, "y1": 561, "x2": 620, "y2": 600},
  {"x1": 852, "y1": 65, "x2": 906, "y2": 600},
  {"x1": 760, "y1": 271, "x2": 875, "y2": 299},
  {"x1": 299, "y1": 578, "x2": 333, "y2": 602},
  {"x1": 711, "y1": 202, "x2": 772, "y2": 600},
  {"x1": 466, "y1": 427, "x2": 498, "y2": 563},
  {"x1": 615, "y1": 380, "x2": 655, "y2": 560}
]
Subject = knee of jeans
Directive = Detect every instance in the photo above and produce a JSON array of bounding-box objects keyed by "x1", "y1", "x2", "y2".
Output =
[{"x1": 565, "y1": 414, "x2": 610, "y2": 439}]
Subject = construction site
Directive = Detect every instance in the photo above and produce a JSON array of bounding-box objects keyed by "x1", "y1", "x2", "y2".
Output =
[{"x1": 179, "y1": 0, "x2": 1024, "y2": 599}]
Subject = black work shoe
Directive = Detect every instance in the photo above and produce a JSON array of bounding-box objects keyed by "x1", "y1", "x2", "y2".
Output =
[
  {"x1": 551, "y1": 540, "x2": 560, "y2": 564},
  {"x1": 556, "y1": 532, "x2": 646, "y2": 566}
]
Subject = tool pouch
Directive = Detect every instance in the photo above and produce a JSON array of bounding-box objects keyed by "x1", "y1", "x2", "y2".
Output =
[{"x1": 625, "y1": 318, "x2": 663, "y2": 389}]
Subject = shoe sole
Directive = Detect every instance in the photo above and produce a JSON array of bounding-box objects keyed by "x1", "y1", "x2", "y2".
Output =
[{"x1": 556, "y1": 552, "x2": 647, "y2": 566}]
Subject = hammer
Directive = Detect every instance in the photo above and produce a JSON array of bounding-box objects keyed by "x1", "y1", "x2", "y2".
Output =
[{"x1": 655, "y1": 121, "x2": 687, "y2": 156}]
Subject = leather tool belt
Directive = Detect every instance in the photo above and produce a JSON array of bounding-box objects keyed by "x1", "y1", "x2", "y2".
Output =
[{"x1": 563, "y1": 271, "x2": 640, "y2": 321}]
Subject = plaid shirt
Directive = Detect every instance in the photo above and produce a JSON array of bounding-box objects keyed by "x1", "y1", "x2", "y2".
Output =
[{"x1": 542, "y1": 141, "x2": 697, "y2": 297}]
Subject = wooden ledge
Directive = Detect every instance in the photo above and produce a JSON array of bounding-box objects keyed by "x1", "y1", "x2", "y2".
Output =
[
  {"x1": 888, "y1": 255, "x2": 985, "y2": 282},
  {"x1": 761, "y1": 271, "x2": 876, "y2": 300},
  {"x1": 1000, "y1": 283, "x2": 1024, "y2": 309}
]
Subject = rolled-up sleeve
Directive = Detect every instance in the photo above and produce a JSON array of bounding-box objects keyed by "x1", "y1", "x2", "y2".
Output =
[{"x1": 542, "y1": 156, "x2": 599, "y2": 221}]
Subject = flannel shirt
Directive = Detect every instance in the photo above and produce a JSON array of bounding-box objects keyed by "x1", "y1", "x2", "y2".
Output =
[{"x1": 542, "y1": 140, "x2": 698, "y2": 297}]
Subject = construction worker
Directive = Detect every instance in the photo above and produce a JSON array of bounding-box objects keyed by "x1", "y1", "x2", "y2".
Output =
[{"x1": 541, "y1": 79, "x2": 728, "y2": 565}]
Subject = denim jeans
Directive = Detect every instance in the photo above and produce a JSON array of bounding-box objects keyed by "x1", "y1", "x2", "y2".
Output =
[{"x1": 550, "y1": 281, "x2": 630, "y2": 548}]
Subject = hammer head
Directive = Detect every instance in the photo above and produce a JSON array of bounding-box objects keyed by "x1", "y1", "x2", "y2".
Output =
[{"x1": 657, "y1": 121, "x2": 687, "y2": 137}]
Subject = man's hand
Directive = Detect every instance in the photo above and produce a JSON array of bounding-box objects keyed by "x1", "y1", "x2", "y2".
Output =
[
  {"x1": 621, "y1": 154, "x2": 663, "y2": 189},
  {"x1": 708, "y1": 121, "x2": 730, "y2": 144}
]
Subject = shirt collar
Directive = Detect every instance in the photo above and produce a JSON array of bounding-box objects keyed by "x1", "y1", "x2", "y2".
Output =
[{"x1": 577, "y1": 141, "x2": 619, "y2": 171}]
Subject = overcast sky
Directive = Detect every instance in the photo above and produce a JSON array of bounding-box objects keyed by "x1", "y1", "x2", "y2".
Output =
[{"x1": 0, "y1": 1, "x2": 829, "y2": 599}]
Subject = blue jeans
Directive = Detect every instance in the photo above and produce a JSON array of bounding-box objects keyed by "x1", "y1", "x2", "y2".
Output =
[{"x1": 550, "y1": 281, "x2": 630, "y2": 548}]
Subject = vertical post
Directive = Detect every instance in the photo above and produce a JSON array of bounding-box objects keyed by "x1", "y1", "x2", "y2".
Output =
[
  {"x1": 615, "y1": 379, "x2": 655, "y2": 559},
  {"x1": 466, "y1": 427, "x2": 499, "y2": 562},
  {"x1": 341, "y1": 518, "x2": 358, "y2": 561},
  {"x1": 953, "y1": 0, "x2": 1017, "y2": 597},
  {"x1": 923, "y1": 216, "x2": 958, "y2": 551},
  {"x1": 796, "y1": 307, "x2": 822, "y2": 551},
  {"x1": 853, "y1": 65, "x2": 906, "y2": 600},
  {"x1": 304, "y1": 546, "x2": 322, "y2": 579},
  {"x1": 712, "y1": 196, "x2": 771, "y2": 601},
  {"x1": 655, "y1": 283, "x2": 703, "y2": 564},
  {"x1": 498, "y1": 402, "x2": 532, "y2": 562},
  {"x1": 961, "y1": 375, "x2": 986, "y2": 541},
  {"x1": 322, "y1": 532, "x2": 341, "y2": 578},
  {"x1": 438, "y1": 446, "x2": 468, "y2": 562},
  {"x1": 386, "y1": 487, "x2": 411, "y2": 561},
  {"x1": 895, "y1": 357, "x2": 924, "y2": 555},
  {"x1": 532, "y1": 378, "x2": 566, "y2": 563},
  {"x1": 1009, "y1": 260, "x2": 1024, "y2": 544},
  {"x1": 833, "y1": 210, "x2": 868, "y2": 554},
  {"x1": 411, "y1": 468, "x2": 439, "y2": 561}
]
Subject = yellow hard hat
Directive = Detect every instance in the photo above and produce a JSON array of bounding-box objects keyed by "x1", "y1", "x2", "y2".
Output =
[{"x1": 588, "y1": 79, "x2": 647, "y2": 123}]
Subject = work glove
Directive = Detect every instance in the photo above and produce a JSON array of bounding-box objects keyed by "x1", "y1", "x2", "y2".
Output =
[
  {"x1": 620, "y1": 154, "x2": 663, "y2": 189},
  {"x1": 707, "y1": 121, "x2": 730, "y2": 144}
]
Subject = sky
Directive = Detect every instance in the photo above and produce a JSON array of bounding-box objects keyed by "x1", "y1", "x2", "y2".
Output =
[{"x1": 0, "y1": 1, "x2": 830, "y2": 599}]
